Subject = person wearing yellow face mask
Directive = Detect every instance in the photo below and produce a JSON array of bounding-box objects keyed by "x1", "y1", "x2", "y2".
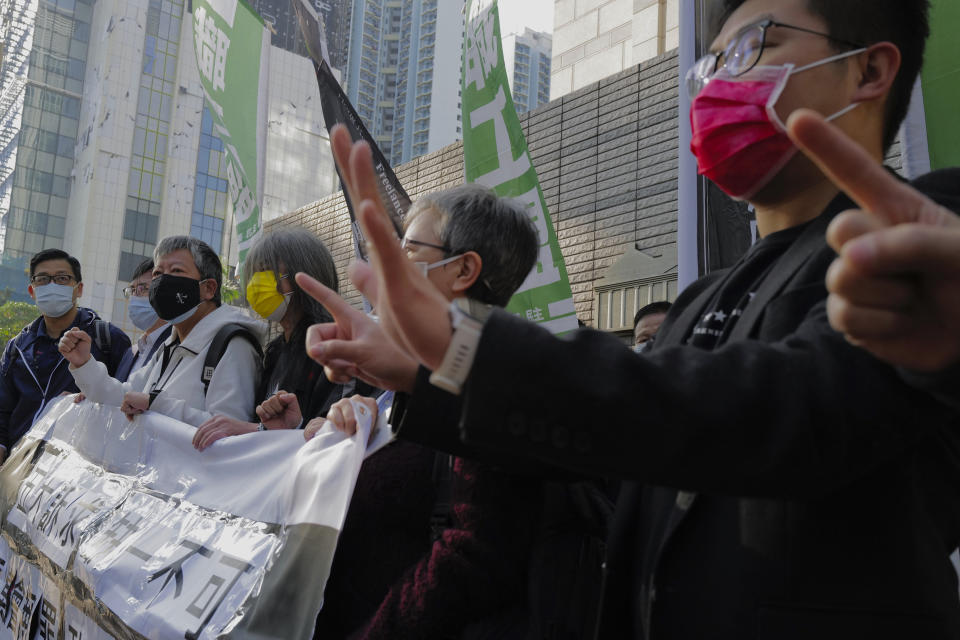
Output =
[{"x1": 192, "y1": 228, "x2": 373, "y2": 450}]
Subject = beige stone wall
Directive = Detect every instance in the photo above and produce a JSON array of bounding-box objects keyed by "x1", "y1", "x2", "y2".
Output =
[{"x1": 551, "y1": 0, "x2": 678, "y2": 99}]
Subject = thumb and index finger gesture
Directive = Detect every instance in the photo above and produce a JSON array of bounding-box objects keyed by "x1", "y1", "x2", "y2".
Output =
[
  {"x1": 786, "y1": 109, "x2": 959, "y2": 273},
  {"x1": 787, "y1": 109, "x2": 960, "y2": 372}
]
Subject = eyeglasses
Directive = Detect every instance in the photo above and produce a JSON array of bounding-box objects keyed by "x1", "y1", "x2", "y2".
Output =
[
  {"x1": 401, "y1": 237, "x2": 453, "y2": 256},
  {"x1": 685, "y1": 19, "x2": 866, "y2": 98},
  {"x1": 31, "y1": 274, "x2": 75, "y2": 286},
  {"x1": 122, "y1": 283, "x2": 151, "y2": 298}
]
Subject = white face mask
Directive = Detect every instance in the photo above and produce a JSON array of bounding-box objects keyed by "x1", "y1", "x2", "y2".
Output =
[
  {"x1": 34, "y1": 283, "x2": 76, "y2": 318},
  {"x1": 415, "y1": 254, "x2": 464, "y2": 276}
]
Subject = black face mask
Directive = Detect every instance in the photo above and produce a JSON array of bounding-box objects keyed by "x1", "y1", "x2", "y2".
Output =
[{"x1": 149, "y1": 274, "x2": 203, "y2": 323}]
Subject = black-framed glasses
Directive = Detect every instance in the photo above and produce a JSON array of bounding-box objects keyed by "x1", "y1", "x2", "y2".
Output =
[
  {"x1": 31, "y1": 274, "x2": 75, "y2": 286},
  {"x1": 401, "y1": 237, "x2": 453, "y2": 255},
  {"x1": 122, "y1": 283, "x2": 151, "y2": 298},
  {"x1": 685, "y1": 19, "x2": 866, "y2": 98}
]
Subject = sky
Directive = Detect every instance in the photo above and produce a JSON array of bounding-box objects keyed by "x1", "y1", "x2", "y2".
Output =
[{"x1": 498, "y1": 0, "x2": 555, "y2": 36}]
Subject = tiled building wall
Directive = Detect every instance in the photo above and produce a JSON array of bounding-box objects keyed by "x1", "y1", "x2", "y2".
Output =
[
  {"x1": 266, "y1": 50, "x2": 681, "y2": 327},
  {"x1": 550, "y1": 0, "x2": 678, "y2": 98}
]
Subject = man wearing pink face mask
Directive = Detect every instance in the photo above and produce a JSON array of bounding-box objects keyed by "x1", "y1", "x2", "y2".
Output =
[{"x1": 302, "y1": 0, "x2": 960, "y2": 638}]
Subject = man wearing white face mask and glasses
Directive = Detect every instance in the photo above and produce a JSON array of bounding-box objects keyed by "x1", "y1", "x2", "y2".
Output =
[
  {"x1": 303, "y1": 0, "x2": 960, "y2": 638},
  {"x1": 0, "y1": 249, "x2": 130, "y2": 464}
]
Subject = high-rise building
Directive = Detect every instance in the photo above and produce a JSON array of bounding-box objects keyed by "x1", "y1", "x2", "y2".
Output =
[
  {"x1": 248, "y1": 0, "x2": 352, "y2": 71},
  {"x1": 0, "y1": 0, "x2": 95, "y2": 299},
  {"x1": 346, "y1": 0, "x2": 463, "y2": 166},
  {"x1": 503, "y1": 28, "x2": 552, "y2": 114},
  {"x1": 0, "y1": 0, "x2": 339, "y2": 328}
]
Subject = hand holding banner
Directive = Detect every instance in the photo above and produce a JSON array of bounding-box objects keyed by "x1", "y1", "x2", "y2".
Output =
[{"x1": 0, "y1": 397, "x2": 378, "y2": 638}]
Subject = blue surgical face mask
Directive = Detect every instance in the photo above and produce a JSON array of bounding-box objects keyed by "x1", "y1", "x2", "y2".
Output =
[
  {"x1": 34, "y1": 283, "x2": 76, "y2": 318},
  {"x1": 128, "y1": 295, "x2": 160, "y2": 331}
]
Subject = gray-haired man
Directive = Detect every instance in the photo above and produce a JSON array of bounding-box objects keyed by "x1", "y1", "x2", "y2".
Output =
[{"x1": 60, "y1": 236, "x2": 263, "y2": 427}]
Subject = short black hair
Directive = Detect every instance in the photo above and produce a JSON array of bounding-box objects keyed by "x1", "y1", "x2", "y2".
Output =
[
  {"x1": 717, "y1": 0, "x2": 930, "y2": 150},
  {"x1": 30, "y1": 248, "x2": 81, "y2": 282},
  {"x1": 130, "y1": 258, "x2": 154, "y2": 282},
  {"x1": 634, "y1": 301, "x2": 672, "y2": 329}
]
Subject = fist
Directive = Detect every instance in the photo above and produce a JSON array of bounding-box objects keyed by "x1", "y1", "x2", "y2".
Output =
[
  {"x1": 255, "y1": 391, "x2": 302, "y2": 430},
  {"x1": 121, "y1": 391, "x2": 150, "y2": 421},
  {"x1": 59, "y1": 327, "x2": 92, "y2": 368}
]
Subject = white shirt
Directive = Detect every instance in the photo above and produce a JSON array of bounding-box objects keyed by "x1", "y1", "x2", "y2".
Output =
[{"x1": 130, "y1": 322, "x2": 170, "y2": 376}]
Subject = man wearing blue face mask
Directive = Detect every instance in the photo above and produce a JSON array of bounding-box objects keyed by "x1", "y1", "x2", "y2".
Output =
[
  {"x1": 114, "y1": 259, "x2": 172, "y2": 382},
  {"x1": 0, "y1": 249, "x2": 131, "y2": 464}
]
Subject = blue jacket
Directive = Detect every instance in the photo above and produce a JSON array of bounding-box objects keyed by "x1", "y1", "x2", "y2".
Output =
[
  {"x1": 114, "y1": 324, "x2": 172, "y2": 383},
  {"x1": 0, "y1": 307, "x2": 131, "y2": 451}
]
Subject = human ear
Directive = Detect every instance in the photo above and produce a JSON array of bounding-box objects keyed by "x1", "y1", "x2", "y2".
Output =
[
  {"x1": 851, "y1": 42, "x2": 901, "y2": 104},
  {"x1": 451, "y1": 251, "x2": 483, "y2": 295},
  {"x1": 75, "y1": 282, "x2": 83, "y2": 299},
  {"x1": 200, "y1": 278, "x2": 219, "y2": 302}
]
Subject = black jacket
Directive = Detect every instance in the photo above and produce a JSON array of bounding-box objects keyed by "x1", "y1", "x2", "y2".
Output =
[
  {"x1": 0, "y1": 308, "x2": 130, "y2": 450},
  {"x1": 395, "y1": 170, "x2": 960, "y2": 639},
  {"x1": 259, "y1": 319, "x2": 376, "y2": 421}
]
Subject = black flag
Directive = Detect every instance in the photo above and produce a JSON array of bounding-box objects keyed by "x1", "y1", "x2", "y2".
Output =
[{"x1": 291, "y1": 0, "x2": 410, "y2": 261}]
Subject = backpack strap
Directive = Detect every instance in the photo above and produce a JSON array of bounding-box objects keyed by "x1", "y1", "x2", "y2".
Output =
[
  {"x1": 92, "y1": 319, "x2": 111, "y2": 357},
  {"x1": 201, "y1": 323, "x2": 263, "y2": 395}
]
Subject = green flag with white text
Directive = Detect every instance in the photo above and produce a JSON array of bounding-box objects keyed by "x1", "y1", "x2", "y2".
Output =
[
  {"x1": 920, "y1": 0, "x2": 960, "y2": 170},
  {"x1": 193, "y1": 0, "x2": 269, "y2": 264},
  {"x1": 462, "y1": 0, "x2": 578, "y2": 334},
  {"x1": 900, "y1": 0, "x2": 960, "y2": 176}
]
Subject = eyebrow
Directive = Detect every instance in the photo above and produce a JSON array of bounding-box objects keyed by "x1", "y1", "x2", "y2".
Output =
[{"x1": 711, "y1": 13, "x2": 776, "y2": 52}]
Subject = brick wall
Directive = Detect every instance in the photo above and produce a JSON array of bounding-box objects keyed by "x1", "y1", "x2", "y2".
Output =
[{"x1": 266, "y1": 50, "x2": 681, "y2": 326}]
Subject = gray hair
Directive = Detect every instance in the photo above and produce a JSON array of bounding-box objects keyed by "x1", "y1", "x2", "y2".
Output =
[
  {"x1": 406, "y1": 184, "x2": 539, "y2": 307},
  {"x1": 241, "y1": 227, "x2": 339, "y2": 324},
  {"x1": 154, "y1": 236, "x2": 223, "y2": 305}
]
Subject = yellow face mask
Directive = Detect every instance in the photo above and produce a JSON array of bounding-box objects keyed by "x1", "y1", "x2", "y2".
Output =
[{"x1": 246, "y1": 271, "x2": 291, "y2": 322}]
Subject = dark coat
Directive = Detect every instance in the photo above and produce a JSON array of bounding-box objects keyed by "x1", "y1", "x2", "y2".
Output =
[
  {"x1": 114, "y1": 324, "x2": 172, "y2": 382},
  {"x1": 0, "y1": 307, "x2": 130, "y2": 450},
  {"x1": 259, "y1": 319, "x2": 375, "y2": 421},
  {"x1": 398, "y1": 170, "x2": 960, "y2": 639}
]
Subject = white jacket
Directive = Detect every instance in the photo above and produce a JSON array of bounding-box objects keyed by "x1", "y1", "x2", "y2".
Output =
[{"x1": 72, "y1": 305, "x2": 265, "y2": 427}]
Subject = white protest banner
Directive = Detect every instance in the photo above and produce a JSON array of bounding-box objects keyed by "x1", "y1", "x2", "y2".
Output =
[{"x1": 0, "y1": 396, "x2": 377, "y2": 639}]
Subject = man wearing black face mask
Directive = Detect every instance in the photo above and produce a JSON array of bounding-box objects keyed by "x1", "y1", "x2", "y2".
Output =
[
  {"x1": 303, "y1": 1, "x2": 960, "y2": 638},
  {"x1": 59, "y1": 236, "x2": 263, "y2": 427}
]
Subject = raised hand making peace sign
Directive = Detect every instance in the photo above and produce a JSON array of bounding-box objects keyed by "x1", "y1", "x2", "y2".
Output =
[{"x1": 787, "y1": 109, "x2": 960, "y2": 372}]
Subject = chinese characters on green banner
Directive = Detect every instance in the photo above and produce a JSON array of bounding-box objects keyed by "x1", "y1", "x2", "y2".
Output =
[{"x1": 462, "y1": 0, "x2": 578, "y2": 333}]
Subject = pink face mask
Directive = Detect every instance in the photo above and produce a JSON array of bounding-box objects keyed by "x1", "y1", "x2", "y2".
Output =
[{"x1": 689, "y1": 50, "x2": 864, "y2": 200}]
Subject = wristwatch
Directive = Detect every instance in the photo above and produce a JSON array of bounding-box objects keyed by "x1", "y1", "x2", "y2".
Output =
[{"x1": 429, "y1": 298, "x2": 493, "y2": 395}]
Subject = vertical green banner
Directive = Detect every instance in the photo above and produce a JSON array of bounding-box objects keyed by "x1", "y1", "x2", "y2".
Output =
[
  {"x1": 921, "y1": 0, "x2": 960, "y2": 170},
  {"x1": 462, "y1": 0, "x2": 578, "y2": 334},
  {"x1": 193, "y1": 0, "x2": 267, "y2": 264}
]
